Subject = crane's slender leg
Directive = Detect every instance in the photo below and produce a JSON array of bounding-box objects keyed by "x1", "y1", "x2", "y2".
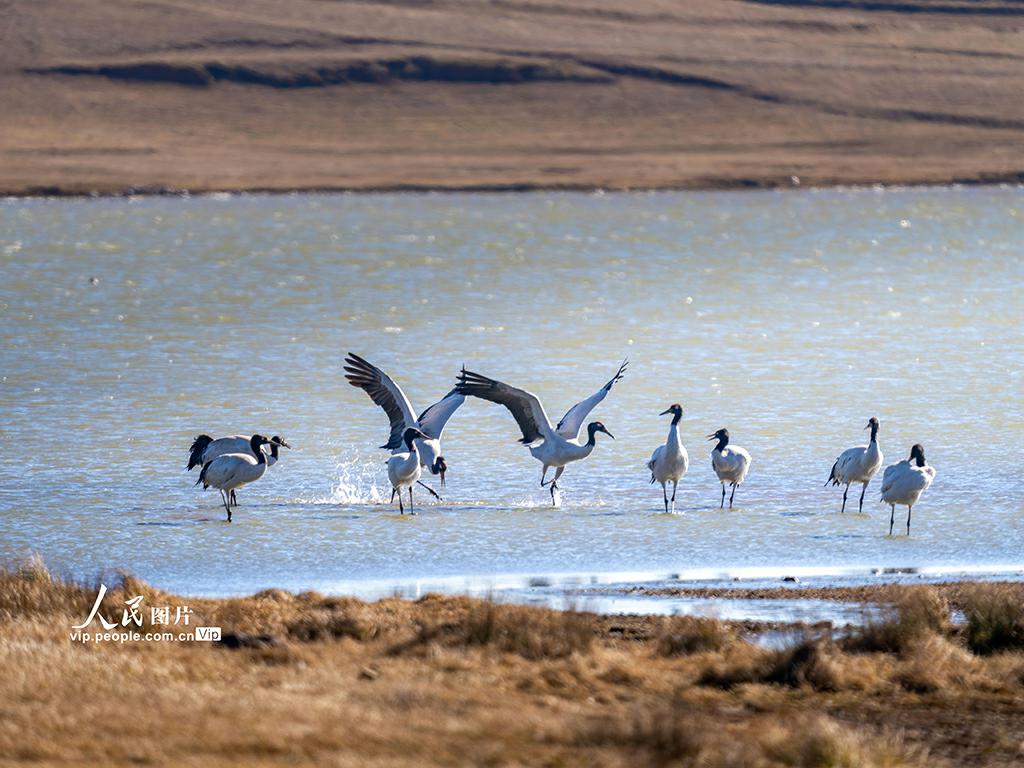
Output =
[
  {"x1": 540, "y1": 465, "x2": 549, "y2": 486},
  {"x1": 398, "y1": 490, "x2": 404, "y2": 515},
  {"x1": 888, "y1": 504, "x2": 896, "y2": 535},
  {"x1": 720, "y1": 484, "x2": 726, "y2": 509},
  {"x1": 671, "y1": 480, "x2": 678, "y2": 514},
  {"x1": 906, "y1": 506, "x2": 912, "y2": 536},
  {"x1": 409, "y1": 486, "x2": 415, "y2": 515},
  {"x1": 230, "y1": 489, "x2": 237, "y2": 507},
  {"x1": 858, "y1": 483, "x2": 867, "y2": 514},
  {"x1": 729, "y1": 482, "x2": 737, "y2": 508},
  {"x1": 220, "y1": 490, "x2": 232, "y2": 522},
  {"x1": 416, "y1": 480, "x2": 442, "y2": 500},
  {"x1": 390, "y1": 488, "x2": 396, "y2": 504},
  {"x1": 841, "y1": 484, "x2": 848, "y2": 514},
  {"x1": 550, "y1": 467, "x2": 564, "y2": 505},
  {"x1": 662, "y1": 482, "x2": 669, "y2": 514}
]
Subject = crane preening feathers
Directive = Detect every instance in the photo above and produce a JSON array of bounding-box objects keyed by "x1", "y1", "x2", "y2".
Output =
[{"x1": 454, "y1": 361, "x2": 626, "y2": 505}]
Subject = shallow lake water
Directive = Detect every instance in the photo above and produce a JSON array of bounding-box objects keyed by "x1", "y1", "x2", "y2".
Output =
[{"x1": 1, "y1": 188, "x2": 1022, "y2": 608}]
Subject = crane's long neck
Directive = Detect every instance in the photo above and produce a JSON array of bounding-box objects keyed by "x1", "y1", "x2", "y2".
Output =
[
  {"x1": 667, "y1": 420, "x2": 681, "y2": 448},
  {"x1": 404, "y1": 434, "x2": 420, "y2": 455},
  {"x1": 869, "y1": 423, "x2": 879, "y2": 444},
  {"x1": 714, "y1": 435, "x2": 729, "y2": 452},
  {"x1": 252, "y1": 443, "x2": 267, "y2": 465},
  {"x1": 671, "y1": 411, "x2": 682, "y2": 427}
]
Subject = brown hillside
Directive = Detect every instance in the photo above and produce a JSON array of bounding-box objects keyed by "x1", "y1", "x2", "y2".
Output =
[{"x1": 3, "y1": 0, "x2": 1024, "y2": 194}]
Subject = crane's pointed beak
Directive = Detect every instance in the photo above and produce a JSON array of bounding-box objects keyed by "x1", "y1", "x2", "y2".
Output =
[
  {"x1": 602, "y1": 427, "x2": 615, "y2": 440},
  {"x1": 439, "y1": 470, "x2": 446, "y2": 488},
  {"x1": 864, "y1": 422, "x2": 872, "y2": 430},
  {"x1": 706, "y1": 433, "x2": 718, "y2": 440},
  {"x1": 659, "y1": 408, "x2": 672, "y2": 416}
]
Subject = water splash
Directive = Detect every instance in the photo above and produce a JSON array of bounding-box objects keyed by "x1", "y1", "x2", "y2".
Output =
[{"x1": 301, "y1": 458, "x2": 388, "y2": 505}]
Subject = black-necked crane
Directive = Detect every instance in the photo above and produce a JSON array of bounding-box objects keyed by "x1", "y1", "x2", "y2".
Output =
[
  {"x1": 195, "y1": 434, "x2": 273, "y2": 522},
  {"x1": 188, "y1": 433, "x2": 289, "y2": 506},
  {"x1": 454, "y1": 361, "x2": 625, "y2": 505},
  {"x1": 825, "y1": 417, "x2": 883, "y2": 513},
  {"x1": 647, "y1": 403, "x2": 689, "y2": 513},
  {"x1": 344, "y1": 353, "x2": 464, "y2": 497},
  {"x1": 708, "y1": 428, "x2": 751, "y2": 508},
  {"x1": 880, "y1": 444, "x2": 935, "y2": 536},
  {"x1": 387, "y1": 427, "x2": 433, "y2": 514}
]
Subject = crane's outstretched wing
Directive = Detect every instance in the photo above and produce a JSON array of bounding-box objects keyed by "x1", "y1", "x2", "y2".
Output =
[
  {"x1": 555, "y1": 359, "x2": 628, "y2": 439},
  {"x1": 455, "y1": 368, "x2": 553, "y2": 445},
  {"x1": 416, "y1": 389, "x2": 465, "y2": 439},
  {"x1": 344, "y1": 353, "x2": 417, "y2": 450}
]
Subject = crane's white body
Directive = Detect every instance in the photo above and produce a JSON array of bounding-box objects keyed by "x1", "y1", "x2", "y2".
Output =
[
  {"x1": 712, "y1": 446, "x2": 751, "y2": 486},
  {"x1": 827, "y1": 419, "x2": 883, "y2": 514},
  {"x1": 879, "y1": 444, "x2": 935, "y2": 535},
  {"x1": 529, "y1": 433, "x2": 596, "y2": 469},
  {"x1": 202, "y1": 452, "x2": 268, "y2": 494},
  {"x1": 880, "y1": 460, "x2": 934, "y2": 507},
  {"x1": 709, "y1": 431, "x2": 751, "y2": 509},
  {"x1": 387, "y1": 446, "x2": 423, "y2": 495},
  {"x1": 833, "y1": 442, "x2": 882, "y2": 486},
  {"x1": 648, "y1": 419, "x2": 688, "y2": 513}
]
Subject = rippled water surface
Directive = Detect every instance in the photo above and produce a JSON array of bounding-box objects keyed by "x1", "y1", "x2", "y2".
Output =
[{"x1": 1, "y1": 188, "x2": 1022, "y2": 597}]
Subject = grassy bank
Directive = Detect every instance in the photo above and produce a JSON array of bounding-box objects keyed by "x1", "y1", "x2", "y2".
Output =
[
  {"x1": 3, "y1": 1, "x2": 1024, "y2": 195},
  {"x1": 2, "y1": 561, "x2": 1024, "y2": 766}
]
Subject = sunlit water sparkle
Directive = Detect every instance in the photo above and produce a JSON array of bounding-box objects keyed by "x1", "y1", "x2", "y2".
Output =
[{"x1": 1, "y1": 188, "x2": 1022, "y2": 606}]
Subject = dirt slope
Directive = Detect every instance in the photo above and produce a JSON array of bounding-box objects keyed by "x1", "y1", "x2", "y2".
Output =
[{"x1": 3, "y1": 0, "x2": 1024, "y2": 193}]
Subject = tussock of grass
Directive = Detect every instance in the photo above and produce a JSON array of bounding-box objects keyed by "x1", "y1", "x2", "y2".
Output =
[
  {"x1": 286, "y1": 608, "x2": 379, "y2": 642},
  {"x1": 577, "y1": 706, "x2": 930, "y2": 767},
  {"x1": 758, "y1": 714, "x2": 931, "y2": 768},
  {"x1": 655, "y1": 615, "x2": 733, "y2": 656},
  {"x1": 697, "y1": 638, "x2": 857, "y2": 692},
  {"x1": 842, "y1": 587, "x2": 949, "y2": 655},
  {"x1": 396, "y1": 600, "x2": 595, "y2": 660},
  {"x1": 0, "y1": 556, "x2": 103, "y2": 621},
  {"x1": 960, "y1": 585, "x2": 1024, "y2": 655},
  {"x1": 762, "y1": 638, "x2": 850, "y2": 691},
  {"x1": 0, "y1": 557, "x2": 189, "y2": 631},
  {"x1": 893, "y1": 635, "x2": 983, "y2": 693}
]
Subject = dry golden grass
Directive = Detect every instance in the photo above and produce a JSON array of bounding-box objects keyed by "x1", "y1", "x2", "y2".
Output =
[
  {"x1": 960, "y1": 584, "x2": 1024, "y2": 655},
  {"x1": 841, "y1": 586, "x2": 951, "y2": 655},
  {"x1": 2, "y1": 562, "x2": 1024, "y2": 766}
]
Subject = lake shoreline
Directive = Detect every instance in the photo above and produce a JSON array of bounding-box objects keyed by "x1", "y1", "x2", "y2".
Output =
[{"x1": 7, "y1": 173, "x2": 1024, "y2": 200}]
